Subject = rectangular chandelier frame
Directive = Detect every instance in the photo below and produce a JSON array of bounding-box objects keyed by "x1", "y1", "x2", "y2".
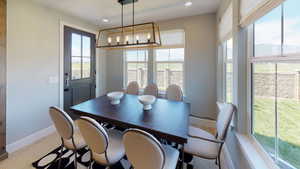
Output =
[{"x1": 97, "y1": 22, "x2": 161, "y2": 49}]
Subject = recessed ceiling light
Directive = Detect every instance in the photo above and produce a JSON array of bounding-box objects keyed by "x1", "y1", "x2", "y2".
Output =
[
  {"x1": 102, "y1": 19, "x2": 109, "y2": 23},
  {"x1": 184, "y1": 1, "x2": 192, "y2": 7}
]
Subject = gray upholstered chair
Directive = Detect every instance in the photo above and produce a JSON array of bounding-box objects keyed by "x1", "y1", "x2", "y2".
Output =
[
  {"x1": 166, "y1": 84, "x2": 183, "y2": 101},
  {"x1": 49, "y1": 106, "x2": 86, "y2": 169},
  {"x1": 184, "y1": 102, "x2": 237, "y2": 169},
  {"x1": 144, "y1": 83, "x2": 159, "y2": 97},
  {"x1": 123, "y1": 129, "x2": 179, "y2": 169},
  {"x1": 77, "y1": 116, "x2": 125, "y2": 169},
  {"x1": 126, "y1": 81, "x2": 139, "y2": 95}
]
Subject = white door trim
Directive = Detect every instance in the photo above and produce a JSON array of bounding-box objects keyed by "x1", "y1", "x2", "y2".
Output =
[{"x1": 59, "y1": 21, "x2": 98, "y2": 108}]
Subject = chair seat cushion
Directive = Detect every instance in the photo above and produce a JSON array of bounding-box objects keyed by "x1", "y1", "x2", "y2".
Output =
[
  {"x1": 184, "y1": 126, "x2": 219, "y2": 159},
  {"x1": 64, "y1": 130, "x2": 86, "y2": 150},
  {"x1": 93, "y1": 129, "x2": 125, "y2": 165},
  {"x1": 162, "y1": 145, "x2": 179, "y2": 169},
  {"x1": 188, "y1": 126, "x2": 216, "y2": 140}
]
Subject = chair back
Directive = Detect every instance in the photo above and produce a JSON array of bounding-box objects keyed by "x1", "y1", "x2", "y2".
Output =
[
  {"x1": 126, "y1": 81, "x2": 139, "y2": 95},
  {"x1": 166, "y1": 84, "x2": 183, "y2": 101},
  {"x1": 123, "y1": 129, "x2": 165, "y2": 169},
  {"x1": 49, "y1": 107, "x2": 74, "y2": 140},
  {"x1": 77, "y1": 116, "x2": 109, "y2": 154},
  {"x1": 144, "y1": 83, "x2": 158, "y2": 97},
  {"x1": 216, "y1": 103, "x2": 236, "y2": 140}
]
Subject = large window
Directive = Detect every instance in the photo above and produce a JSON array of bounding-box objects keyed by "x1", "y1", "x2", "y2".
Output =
[
  {"x1": 251, "y1": 1, "x2": 300, "y2": 168},
  {"x1": 154, "y1": 48, "x2": 184, "y2": 91},
  {"x1": 123, "y1": 29, "x2": 185, "y2": 93},
  {"x1": 224, "y1": 38, "x2": 233, "y2": 103},
  {"x1": 124, "y1": 49, "x2": 148, "y2": 89}
]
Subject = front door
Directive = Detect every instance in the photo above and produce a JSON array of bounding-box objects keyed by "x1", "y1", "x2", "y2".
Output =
[{"x1": 64, "y1": 26, "x2": 96, "y2": 115}]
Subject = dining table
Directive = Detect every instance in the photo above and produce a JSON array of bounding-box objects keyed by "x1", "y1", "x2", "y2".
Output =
[{"x1": 70, "y1": 94, "x2": 190, "y2": 166}]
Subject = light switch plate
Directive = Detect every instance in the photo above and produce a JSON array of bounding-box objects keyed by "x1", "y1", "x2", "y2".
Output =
[{"x1": 48, "y1": 76, "x2": 59, "y2": 84}]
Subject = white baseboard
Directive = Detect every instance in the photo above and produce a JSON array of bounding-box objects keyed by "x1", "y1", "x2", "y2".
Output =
[
  {"x1": 6, "y1": 125, "x2": 56, "y2": 153},
  {"x1": 223, "y1": 144, "x2": 235, "y2": 169}
]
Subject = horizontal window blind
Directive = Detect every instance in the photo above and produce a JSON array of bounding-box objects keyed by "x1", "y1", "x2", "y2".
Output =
[
  {"x1": 240, "y1": 0, "x2": 285, "y2": 27},
  {"x1": 158, "y1": 29, "x2": 185, "y2": 48},
  {"x1": 218, "y1": 2, "x2": 233, "y2": 43}
]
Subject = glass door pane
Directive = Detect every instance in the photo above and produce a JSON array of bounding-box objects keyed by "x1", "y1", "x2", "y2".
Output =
[
  {"x1": 71, "y1": 33, "x2": 82, "y2": 80},
  {"x1": 253, "y1": 63, "x2": 276, "y2": 156},
  {"x1": 82, "y1": 36, "x2": 91, "y2": 78},
  {"x1": 277, "y1": 63, "x2": 300, "y2": 169}
]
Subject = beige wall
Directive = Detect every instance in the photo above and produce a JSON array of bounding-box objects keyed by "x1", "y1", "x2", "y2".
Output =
[
  {"x1": 106, "y1": 14, "x2": 218, "y2": 118},
  {"x1": 6, "y1": 0, "x2": 106, "y2": 144}
]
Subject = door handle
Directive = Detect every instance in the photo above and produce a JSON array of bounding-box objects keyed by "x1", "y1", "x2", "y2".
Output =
[{"x1": 65, "y1": 73, "x2": 70, "y2": 88}]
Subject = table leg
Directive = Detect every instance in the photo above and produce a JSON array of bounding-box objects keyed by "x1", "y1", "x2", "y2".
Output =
[{"x1": 181, "y1": 144, "x2": 184, "y2": 169}]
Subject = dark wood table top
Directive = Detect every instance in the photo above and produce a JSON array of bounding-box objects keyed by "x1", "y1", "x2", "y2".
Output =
[{"x1": 70, "y1": 94, "x2": 190, "y2": 144}]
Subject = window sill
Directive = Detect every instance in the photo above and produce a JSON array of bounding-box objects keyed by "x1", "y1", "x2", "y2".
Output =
[{"x1": 235, "y1": 133, "x2": 280, "y2": 169}]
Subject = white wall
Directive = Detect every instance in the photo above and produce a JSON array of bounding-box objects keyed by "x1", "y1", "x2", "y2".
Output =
[
  {"x1": 6, "y1": 0, "x2": 106, "y2": 144},
  {"x1": 106, "y1": 14, "x2": 218, "y2": 118}
]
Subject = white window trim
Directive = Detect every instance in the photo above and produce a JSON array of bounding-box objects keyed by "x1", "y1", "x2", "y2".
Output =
[{"x1": 236, "y1": 133, "x2": 281, "y2": 169}]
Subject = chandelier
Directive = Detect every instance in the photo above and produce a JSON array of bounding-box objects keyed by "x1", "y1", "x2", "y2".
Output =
[{"x1": 96, "y1": 0, "x2": 162, "y2": 49}]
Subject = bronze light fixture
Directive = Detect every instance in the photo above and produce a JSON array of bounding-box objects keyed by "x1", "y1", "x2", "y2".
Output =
[{"x1": 97, "y1": 0, "x2": 162, "y2": 49}]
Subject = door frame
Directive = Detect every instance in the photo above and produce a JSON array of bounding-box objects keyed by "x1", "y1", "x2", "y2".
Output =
[
  {"x1": 59, "y1": 21, "x2": 98, "y2": 108},
  {"x1": 0, "y1": 0, "x2": 8, "y2": 160}
]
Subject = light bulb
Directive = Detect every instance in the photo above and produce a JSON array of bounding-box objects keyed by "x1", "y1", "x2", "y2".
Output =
[
  {"x1": 108, "y1": 37, "x2": 112, "y2": 44},
  {"x1": 126, "y1": 36, "x2": 129, "y2": 44},
  {"x1": 136, "y1": 35, "x2": 139, "y2": 41},
  {"x1": 116, "y1": 36, "x2": 120, "y2": 43},
  {"x1": 147, "y1": 33, "x2": 151, "y2": 40}
]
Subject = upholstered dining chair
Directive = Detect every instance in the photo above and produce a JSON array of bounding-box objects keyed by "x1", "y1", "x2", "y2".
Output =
[
  {"x1": 144, "y1": 83, "x2": 159, "y2": 97},
  {"x1": 49, "y1": 106, "x2": 86, "y2": 169},
  {"x1": 166, "y1": 84, "x2": 183, "y2": 101},
  {"x1": 123, "y1": 128, "x2": 179, "y2": 169},
  {"x1": 126, "y1": 81, "x2": 139, "y2": 95},
  {"x1": 184, "y1": 102, "x2": 237, "y2": 169},
  {"x1": 77, "y1": 116, "x2": 125, "y2": 169}
]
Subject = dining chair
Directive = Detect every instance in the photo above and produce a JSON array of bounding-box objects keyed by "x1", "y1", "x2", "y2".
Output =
[
  {"x1": 183, "y1": 102, "x2": 237, "y2": 169},
  {"x1": 123, "y1": 128, "x2": 179, "y2": 169},
  {"x1": 126, "y1": 81, "x2": 139, "y2": 95},
  {"x1": 49, "y1": 106, "x2": 86, "y2": 169},
  {"x1": 166, "y1": 84, "x2": 183, "y2": 101},
  {"x1": 77, "y1": 116, "x2": 125, "y2": 169},
  {"x1": 144, "y1": 83, "x2": 159, "y2": 97}
]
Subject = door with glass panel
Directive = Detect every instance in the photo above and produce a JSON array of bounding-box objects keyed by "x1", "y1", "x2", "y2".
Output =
[{"x1": 64, "y1": 26, "x2": 96, "y2": 114}]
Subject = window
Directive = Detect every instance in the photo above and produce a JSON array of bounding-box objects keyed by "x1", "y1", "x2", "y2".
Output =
[
  {"x1": 224, "y1": 38, "x2": 233, "y2": 103},
  {"x1": 154, "y1": 48, "x2": 184, "y2": 92},
  {"x1": 123, "y1": 29, "x2": 185, "y2": 93},
  {"x1": 250, "y1": 1, "x2": 300, "y2": 168},
  {"x1": 124, "y1": 49, "x2": 148, "y2": 89},
  {"x1": 71, "y1": 33, "x2": 92, "y2": 80}
]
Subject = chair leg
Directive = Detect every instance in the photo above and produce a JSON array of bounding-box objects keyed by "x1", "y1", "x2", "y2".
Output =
[
  {"x1": 89, "y1": 150, "x2": 93, "y2": 169},
  {"x1": 73, "y1": 150, "x2": 78, "y2": 169},
  {"x1": 218, "y1": 155, "x2": 221, "y2": 169},
  {"x1": 58, "y1": 144, "x2": 64, "y2": 169}
]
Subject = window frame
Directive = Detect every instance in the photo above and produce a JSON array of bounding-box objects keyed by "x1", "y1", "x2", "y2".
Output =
[
  {"x1": 123, "y1": 49, "x2": 149, "y2": 89},
  {"x1": 153, "y1": 47, "x2": 186, "y2": 94},
  {"x1": 222, "y1": 38, "x2": 234, "y2": 103},
  {"x1": 248, "y1": 2, "x2": 300, "y2": 168}
]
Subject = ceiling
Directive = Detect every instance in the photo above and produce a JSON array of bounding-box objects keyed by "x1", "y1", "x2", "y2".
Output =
[{"x1": 32, "y1": 0, "x2": 220, "y2": 28}]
